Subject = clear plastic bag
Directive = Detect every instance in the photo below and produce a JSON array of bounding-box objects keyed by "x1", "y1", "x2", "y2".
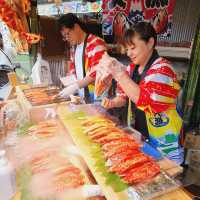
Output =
[
  {"x1": 2, "y1": 101, "x2": 27, "y2": 130},
  {"x1": 94, "y1": 66, "x2": 112, "y2": 97}
]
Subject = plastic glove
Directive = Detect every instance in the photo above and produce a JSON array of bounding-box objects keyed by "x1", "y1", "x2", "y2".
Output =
[
  {"x1": 101, "y1": 97, "x2": 114, "y2": 109},
  {"x1": 99, "y1": 53, "x2": 126, "y2": 81},
  {"x1": 59, "y1": 82, "x2": 79, "y2": 98}
]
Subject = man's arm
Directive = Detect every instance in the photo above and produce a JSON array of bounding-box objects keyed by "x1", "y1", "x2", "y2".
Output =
[{"x1": 77, "y1": 75, "x2": 95, "y2": 88}]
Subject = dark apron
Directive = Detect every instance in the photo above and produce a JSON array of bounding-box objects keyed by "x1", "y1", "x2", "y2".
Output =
[{"x1": 131, "y1": 50, "x2": 159, "y2": 139}]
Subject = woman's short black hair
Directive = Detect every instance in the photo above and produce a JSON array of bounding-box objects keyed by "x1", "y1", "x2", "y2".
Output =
[
  {"x1": 58, "y1": 13, "x2": 85, "y2": 30},
  {"x1": 124, "y1": 22, "x2": 157, "y2": 47}
]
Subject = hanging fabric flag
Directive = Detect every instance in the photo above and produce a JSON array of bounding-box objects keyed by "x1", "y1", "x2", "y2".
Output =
[
  {"x1": 21, "y1": 32, "x2": 43, "y2": 44},
  {"x1": 102, "y1": 0, "x2": 176, "y2": 42},
  {"x1": 0, "y1": 0, "x2": 42, "y2": 44}
]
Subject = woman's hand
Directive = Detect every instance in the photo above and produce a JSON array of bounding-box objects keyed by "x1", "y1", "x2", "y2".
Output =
[
  {"x1": 99, "y1": 53, "x2": 126, "y2": 81},
  {"x1": 101, "y1": 96, "x2": 126, "y2": 109},
  {"x1": 101, "y1": 97, "x2": 114, "y2": 109}
]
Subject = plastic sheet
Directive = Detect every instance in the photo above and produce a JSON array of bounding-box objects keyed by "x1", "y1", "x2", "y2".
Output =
[
  {"x1": 1, "y1": 100, "x2": 27, "y2": 131},
  {"x1": 94, "y1": 65, "x2": 112, "y2": 97},
  {"x1": 132, "y1": 172, "x2": 181, "y2": 200}
]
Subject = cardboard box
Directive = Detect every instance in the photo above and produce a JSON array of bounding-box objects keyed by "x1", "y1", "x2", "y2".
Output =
[
  {"x1": 188, "y1": 150, "x2": 200, "y2": 172},
  {"x1": 184, "y1": 131, "x2": 200, "y2": 150},
  {"x1": 184, "y1": 168, "x2": 200, "y2": 186}
]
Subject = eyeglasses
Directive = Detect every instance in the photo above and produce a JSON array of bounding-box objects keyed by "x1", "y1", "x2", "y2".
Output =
[{"x1": 61, "y1": 28, "x2": 73, "y2": 41}]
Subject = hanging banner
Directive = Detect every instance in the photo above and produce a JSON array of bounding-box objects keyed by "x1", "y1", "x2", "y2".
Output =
[
  {"x1": 102, "y1": 0, "x2": 176, "y2": 41},
  {"x1": 0, "y1": 19, "x2": 17, "y2": 56},
  {"x1": 0, "y1": 0, "x2": 42, "y2": 44},
  {"x1": 37, "y1": 1, "x2": 102, "y2": 16}
]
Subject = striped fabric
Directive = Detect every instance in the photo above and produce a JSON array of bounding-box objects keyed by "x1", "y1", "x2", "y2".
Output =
[
  {"x1": 117, "y1": 57, "x2": 180, "y2": 113},
  {"x1": 68, "y1": 34, "x2": 106, "y2": 79}
]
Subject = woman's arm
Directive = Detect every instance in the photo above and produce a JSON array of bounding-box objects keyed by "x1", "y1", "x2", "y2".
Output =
[
  {"x1": 117, "y1": 60, "x2": 180, "y2": 113},
  {"x1": 116, "y1": 72, "x2": 140, "y2": 104}
]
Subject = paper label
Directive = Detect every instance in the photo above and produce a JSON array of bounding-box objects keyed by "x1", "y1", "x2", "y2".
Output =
[{"x1": 45, "y1": 108, "x2": 56, "y2": 119}]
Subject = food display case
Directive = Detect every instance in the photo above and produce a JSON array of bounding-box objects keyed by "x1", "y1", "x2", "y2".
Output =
[{"x1": 1, "y1": 99, "x2": 191, "y2": 200}]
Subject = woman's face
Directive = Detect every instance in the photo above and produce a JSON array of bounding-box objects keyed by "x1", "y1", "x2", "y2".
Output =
[{"x1": 126, "y1": 35, "x2": 153, "y2": 65}]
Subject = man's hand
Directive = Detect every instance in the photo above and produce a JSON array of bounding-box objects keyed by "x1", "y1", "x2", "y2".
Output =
[{"x1": 58, "y1": 83, "x2": 79, "y2": 98}]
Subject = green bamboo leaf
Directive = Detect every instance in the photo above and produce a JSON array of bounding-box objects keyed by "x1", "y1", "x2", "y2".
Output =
[{"x1": 112, "y1": 181, "x2": 129, "y2": 192}]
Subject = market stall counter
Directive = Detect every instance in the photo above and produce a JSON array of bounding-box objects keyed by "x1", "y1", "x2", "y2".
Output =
[{"x1": 1, "y1": 99, "x2": 192, "y2": 200}]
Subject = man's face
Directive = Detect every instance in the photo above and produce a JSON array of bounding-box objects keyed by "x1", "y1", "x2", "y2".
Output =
[{"x1": 60, "y1": 26, "x2": 79, "y2": 45}]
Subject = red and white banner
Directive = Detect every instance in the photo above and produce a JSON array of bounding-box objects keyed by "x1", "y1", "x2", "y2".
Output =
[{"x1": 102, "y1": 0, "x2": 176, "y2": 41}]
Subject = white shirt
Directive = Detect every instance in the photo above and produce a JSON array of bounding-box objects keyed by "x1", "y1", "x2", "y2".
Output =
[{"x1": 75, "y1": 42, "x2": 85, "y2": 97}]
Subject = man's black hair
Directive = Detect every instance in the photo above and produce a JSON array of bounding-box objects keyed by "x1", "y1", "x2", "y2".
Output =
[
  {"x1": 124, "y1": 22, "x2": 157, "y2": 47},
  {"x1": 58, "y1": 13, "x2": 86, "y2": 31}
]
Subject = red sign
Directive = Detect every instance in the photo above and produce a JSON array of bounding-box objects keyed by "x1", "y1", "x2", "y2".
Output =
[{"x1": 102, "y1": 0, "x2": 176, "y2": 41}]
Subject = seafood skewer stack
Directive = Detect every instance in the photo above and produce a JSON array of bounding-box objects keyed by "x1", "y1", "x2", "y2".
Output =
[{"x1": 82, "y1": 116, "x2": 160, "y2": 185}]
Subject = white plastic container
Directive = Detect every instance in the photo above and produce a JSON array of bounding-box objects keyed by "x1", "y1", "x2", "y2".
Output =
[
  {"x1": 0, "y1": 150, "x2": 16, "y2": 200},
  {"x1": 31, "y1": 53, "x2": 52, "y2": 85}
]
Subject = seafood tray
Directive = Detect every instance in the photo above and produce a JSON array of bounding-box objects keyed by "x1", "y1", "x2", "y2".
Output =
[
  {"x1": 16, "y1": 85, "x2": 82, "y2": 120},
  {"x1": 22, "y1": 86, "x2": 67, "y2": 106}
]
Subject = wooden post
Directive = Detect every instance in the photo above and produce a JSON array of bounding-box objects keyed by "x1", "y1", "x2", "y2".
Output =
[
  {"x1": 182, "y1": 17, "x2": 200, "y2": 128},
  {"x1": 30, "y1": 0, "x2": 39, "y2": 64}
]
